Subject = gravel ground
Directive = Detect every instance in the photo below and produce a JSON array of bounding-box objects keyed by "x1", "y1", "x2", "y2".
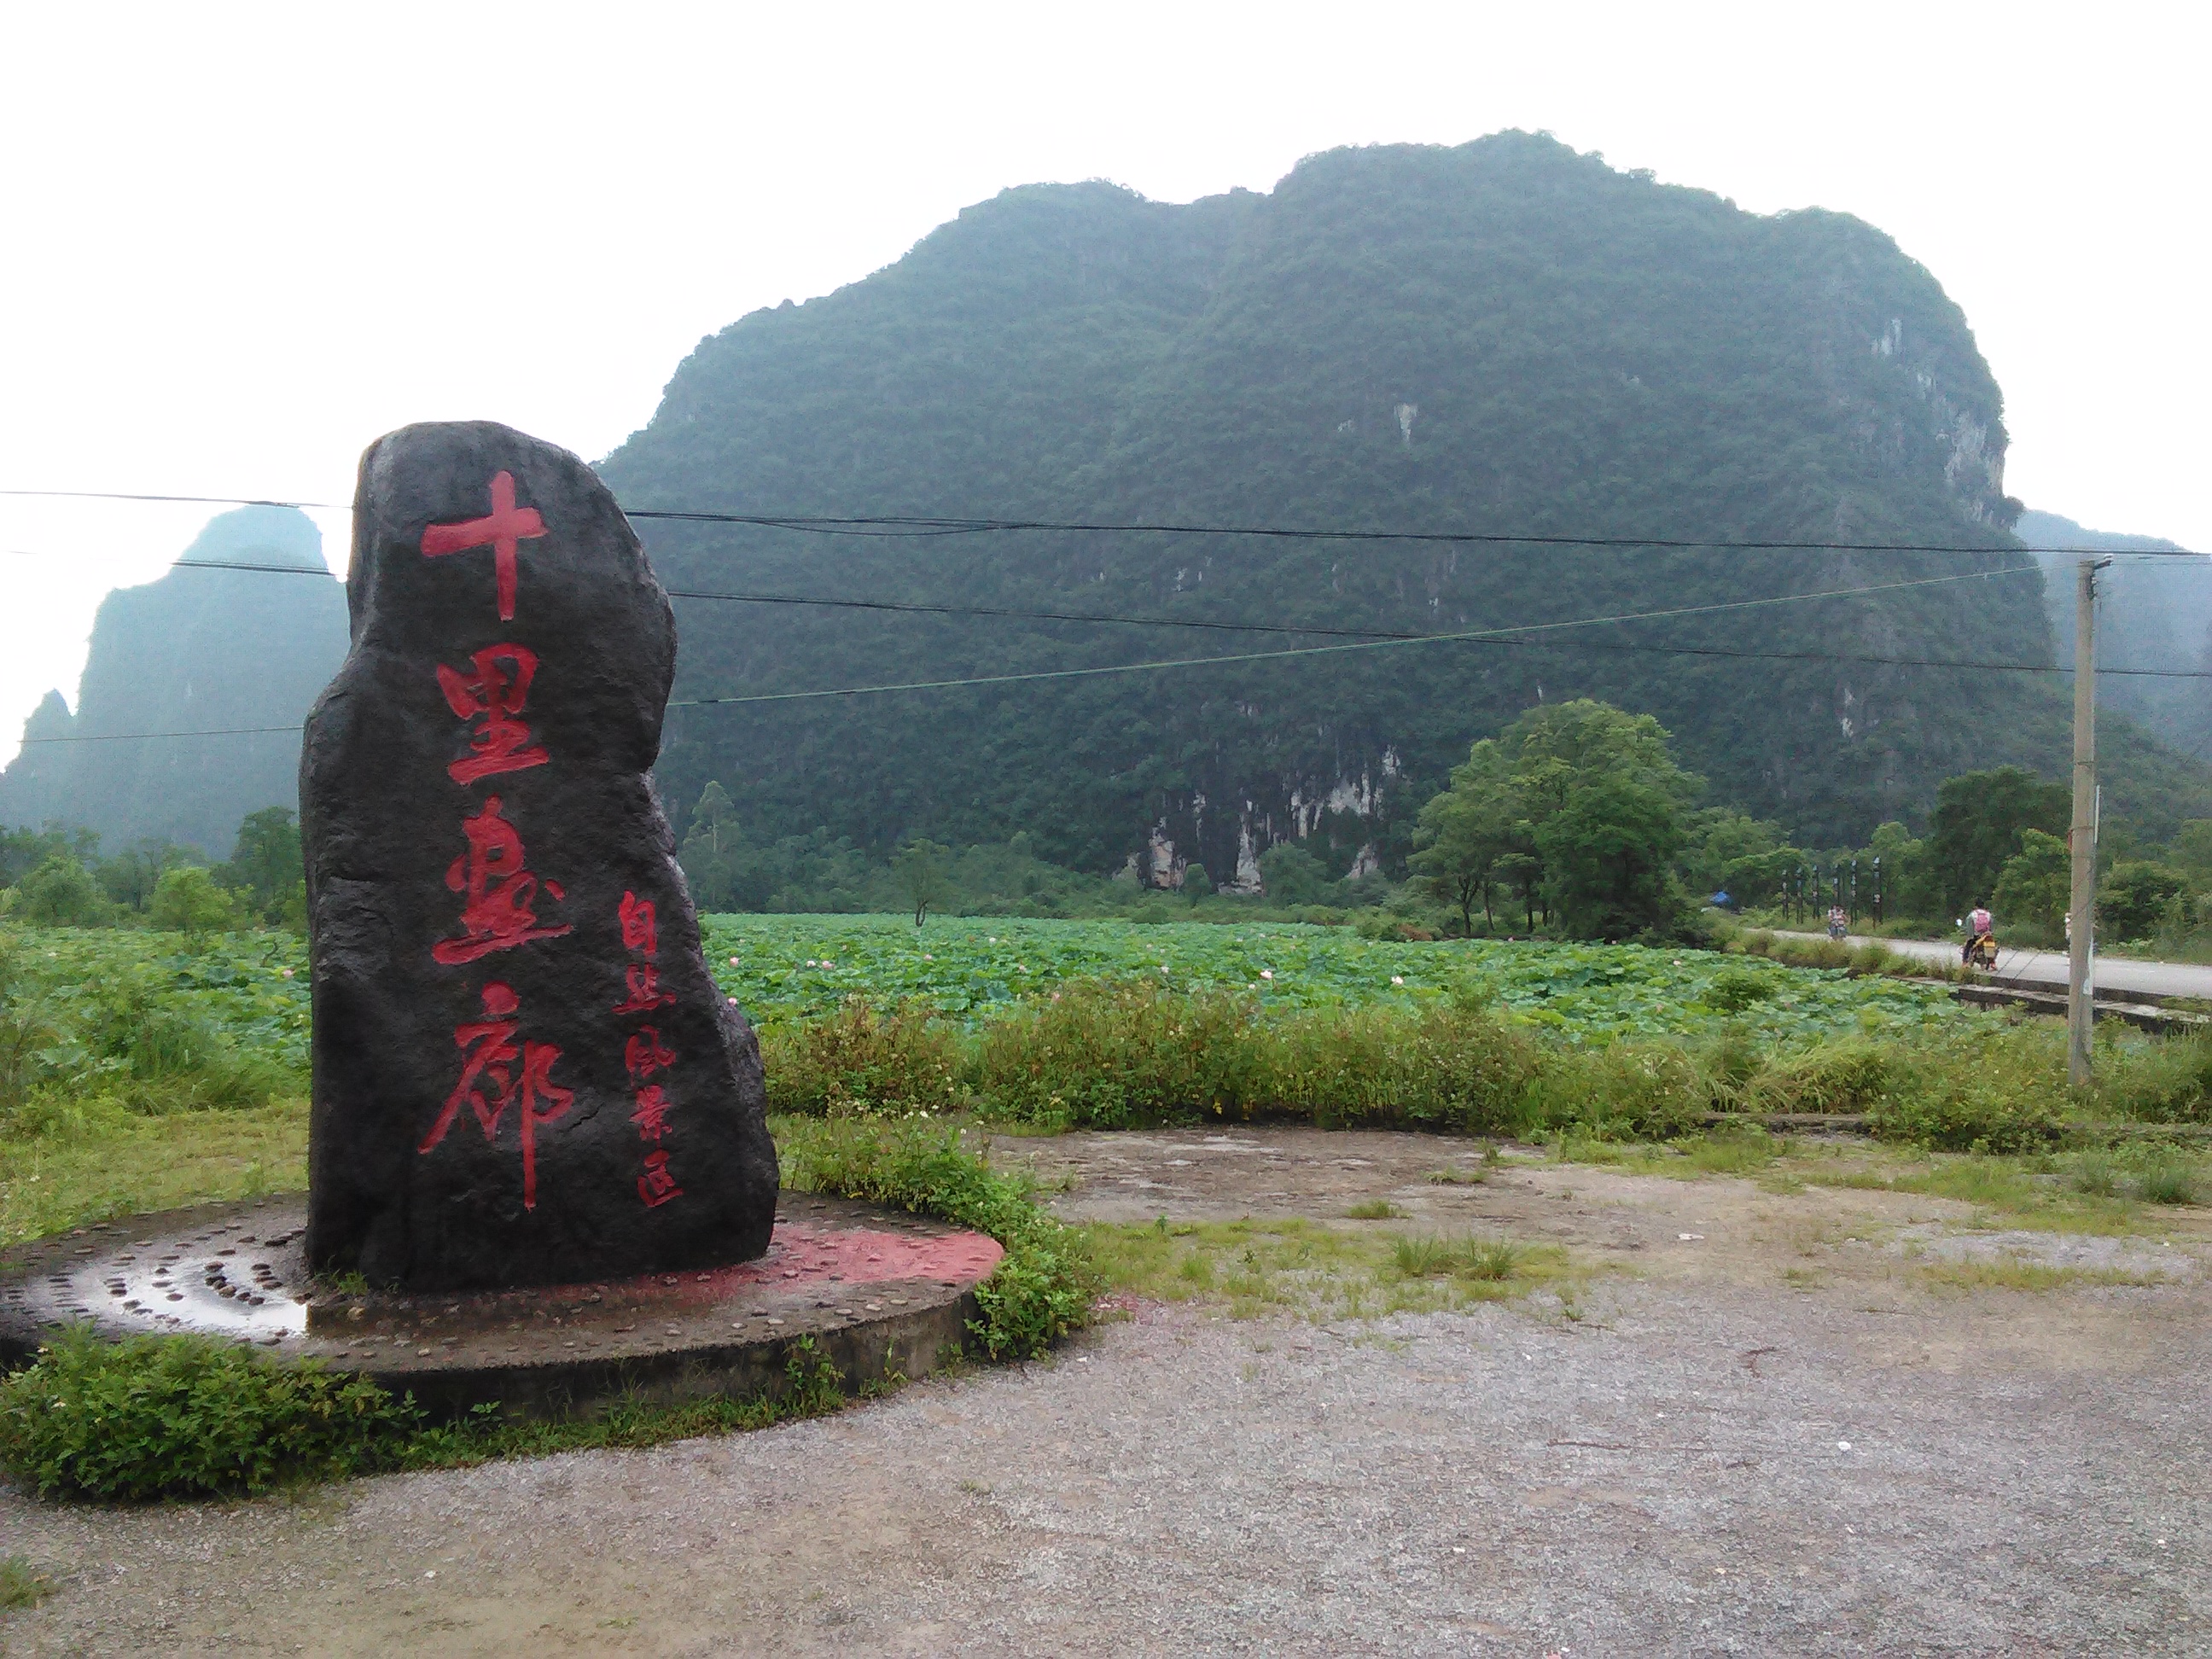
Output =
[{"x1": 4, "y1": 1134, "x2": 2209, "y2": 1656}]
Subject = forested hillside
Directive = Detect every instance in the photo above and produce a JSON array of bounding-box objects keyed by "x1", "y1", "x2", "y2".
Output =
[
  {"x1": 602, "y1": 136, "x2": 2202, "y2": 882},
  {"x1": 2019, "y1": 509, "x2": 2212, "y2": 754},
  {"x1": 0, "y1": 507, "x2": 345, "y2": 858}
]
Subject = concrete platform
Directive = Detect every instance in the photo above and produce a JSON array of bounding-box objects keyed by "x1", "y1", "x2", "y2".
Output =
[{"x1": 0, "y1": 1195, "x2": 1002, "y2": 1420}]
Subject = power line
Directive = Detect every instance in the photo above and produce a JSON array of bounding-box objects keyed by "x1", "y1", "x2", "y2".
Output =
[
  {"x1": 671, "y1": 562, "x2": 2051, "y2": 707},
  {"x1": 21, "y1": 558, "x2": 2212, "y2": 746},
  {"x1": 135, "y1": 552, "x2": 2212, "y2": 675},
  {"x1": 2, "y1": 485, "x2": 2203, "y2": 561}
]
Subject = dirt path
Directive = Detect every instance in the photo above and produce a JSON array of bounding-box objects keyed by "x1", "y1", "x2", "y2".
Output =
[{"x1": 4, "y1": 1130, "x2": 2209, "y2": 1656}]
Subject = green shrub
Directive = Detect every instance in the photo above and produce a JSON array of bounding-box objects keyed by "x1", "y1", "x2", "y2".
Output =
[
  {"x1": 2094, "y1": 1032, "x2": 2212, "y2": 1124},
  {"x1": 969, "y1": 980, "x2": 1260, "y2": 1127},
  {"x1": 777, "y1": 1115, "x2": 1095, "y2": 1360},
  {"x1": 1703, "y1": 968, "x2": 1778, "y2": 1012},
  {"x1": 1743, "y1": 1038, "x2": 1895, "y2": 1115},
  {"x1": 10, "y1": 857, "x2": 110, "y2": 927},
  {"x1": 1533, "y1": 1041, "x2": 1708, "y2": 1139},
  {"x1": 24, "y1": 969, "x2": 294, "y2": 1118},
  {"x1": 2136, "y1": 1161, "x2": 2201, "y2": 1206},
  {"x1": 760, "y1": 998, "x2": 963, "y2": 1116},
  {"x1": 1265, "y1": 1001, "x2": 1540, "y2": 1132},
  {"x1": 0, "y1": 1330, "x2": 416, "y2": 1501},
  {"x1": 1865, "y1": 1033, "x2": 2070, "y2": 1152},
  {"x1": 146, "y1": 868, "x2": 246, "y2": 941}
]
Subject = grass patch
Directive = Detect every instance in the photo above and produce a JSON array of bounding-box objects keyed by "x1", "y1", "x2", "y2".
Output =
[
  {"x1": 1343, "y1": 1198, "x2": 1406, "y2": 1220},
  {"x1": 0, "y1": 1097, "x2": 306, "y2": 1247},
  {"x1": 1549, "y1": 1127, "x2": 1784, "y2": 1182},
  {"x1": 1423, "y1": 1166, "x2": 1488, "y2": 1185},
  {"x1": 1782, "y1": 1142, "x2": 2204, "y2": 1235},
  {"x1": 0, "y1": 1555, "x2": 56, "y2": 1609},
  {"x1": 1915, "y1": 1260, "x2": 2170, "y2": 1293},
  {"x1": 1086, "y1": 1214, "x2": 1569, "y2": 1322}
]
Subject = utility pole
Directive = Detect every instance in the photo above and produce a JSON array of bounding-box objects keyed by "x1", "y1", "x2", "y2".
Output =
[{"x1": 2067, "y1": 556, "x2": 2110, "y2": 1086}]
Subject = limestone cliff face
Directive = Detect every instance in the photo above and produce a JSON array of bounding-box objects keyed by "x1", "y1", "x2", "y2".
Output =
[
  {"x1": 0, "y1": 506, "x2": 346, "y2": 858},
  {"x1": 599, "y1": 131, "x2": 2097, "y2": 870}
]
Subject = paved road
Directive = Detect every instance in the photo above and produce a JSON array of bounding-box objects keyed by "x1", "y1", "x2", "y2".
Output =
[{"x1": 1778, "y1": 931, "x2": 2212, "y2": 1002}]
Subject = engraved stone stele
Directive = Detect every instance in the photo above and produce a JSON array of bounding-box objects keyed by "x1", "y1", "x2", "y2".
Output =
[{"x1": 302, "y1": 421, "x2": 778, "y2": 1291}]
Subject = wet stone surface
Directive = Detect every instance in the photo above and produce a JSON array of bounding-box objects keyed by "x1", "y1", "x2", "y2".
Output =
[
  {"x1": 302, "y1": 421, "x2": 779, "y2": 1292},
  {"x1": 0, "y1": 1195, "x2": 1000, "y2": 1412}
]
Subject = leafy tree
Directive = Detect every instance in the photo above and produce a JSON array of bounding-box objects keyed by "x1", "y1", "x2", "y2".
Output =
[
  {"x1": 1256, "y1": 843, "x2": 1335, "y2": 906},
  {"x1": 1929, "y1": 768, "x2": 2069, "y2": 917},
  {"x1": 218, "y1": 808, "x2": 302, "y2": 920},
  {"x1": 11, "y1": 854, "x2": 109, "y2": 926},
  {"x1": 1, "y1": 827, "x2": 85, "y2": 889},
  {"x1": 1992, "y1": 829, "x2": 2070, "y2": 931},
  {"x1": 1410, "y1": 740, "x2": 1520, "y2": 934},
  {"x1": 1181, "y1": 862, "x2": 1213, "y2": 904},
  {"x1": 1509, "y1": 701, "x2": 1699, "y2": 940},
  {"x1": 96, "y1": 838, "x2": 192, "y2": 911},
  {"x1": 2171, "y1": 820, "x2": 2212, "y2": 884},
  {"x1": 1866, "y1": 821, "x2": 1941, "y2": 923},
  {"x1": 1411, "y1": 700, "x2": 1697, "y2": 940},
  {"x1": 1674, "y1": 809, "x2": 1802, "y2": 909},
  {"x1": 148, "y1": 867, "x2": 242, "y2": 942},
  {"x1": 1534, "y1": 767, "x2": 1689, "y2": 940},
  {"x1": 2101, "y1": 861, "x2": 2191, "y2": 940},
  {"x1": 893, "y1": 839, "x2": 951, "y2": 926},
  {"x1": 690, "y1": 782, "x2": 738, "y2": 854}
]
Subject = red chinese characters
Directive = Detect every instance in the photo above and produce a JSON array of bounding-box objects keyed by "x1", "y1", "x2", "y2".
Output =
[
  {"x1": 437, "y1": 643, "x2": 550, "y2": 784},
  {"x1": 612, "y1": 964, "x2": 677, "y2": 1014},
  {"x1": 615, "y1": 889, "x2": 682, "y2": 1208},
  {"x1": 629, "y1": 1084, "x2": 671, "y2": 1142},
  {"x1": 623, "y1": 1025, "x2": 676, "y2": 1080},
  {"x1": 420, "y1": 469, "x2": 546, "y2": 623},
  {"x1": 637, "y1": 1150, "x2": 682, "y2": 1209},
  {"x1": 418, "y1": 472, "x2": 581, "y2": 1215},
  {"x1": 418, "y1": 982, "x2": 574, "y2": 1210},
  {"x1": 433, "y1": 795, "x2": 573, "y2": 964}
]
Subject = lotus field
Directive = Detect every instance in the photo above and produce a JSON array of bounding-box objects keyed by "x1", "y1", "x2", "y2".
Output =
[
  {"x1": 701, "y1": 916, "x2": 1967, "y2": 1045},
  {"x1": 6, "y1": 917, "x2": 1971, "y2": 1080}
]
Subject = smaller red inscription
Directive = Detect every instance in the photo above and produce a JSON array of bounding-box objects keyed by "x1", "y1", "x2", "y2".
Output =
[
  {"x1": 623, "y1": 1026, "x2": 677, "y2": 1081},
  {"x1": 630, "y1": 1084, "x2": 672, "y2": 1142},
  {"x1": 420, "y1": 469, "x2": 547, "y2": 623},
  {"x1": 618, "y1": 891, "x2": 658, "y2": 958},
  {"x1": 637, "y1": 1150, "x2": 683, "y2": 1208},
  {"x1": 612, "y1": 963, "x2": 678, "y2": 1014},
  {"x1": 434, "y1": 794, "x2": 573, "y2": 965},
  {"x1": 437, "y1": 643, "x2": 549, "y2": 784}
]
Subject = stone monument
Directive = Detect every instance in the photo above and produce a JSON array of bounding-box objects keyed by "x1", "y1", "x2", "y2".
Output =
[{"x1": 301, "y1": 422, "x2": 779, "y2": 1291}]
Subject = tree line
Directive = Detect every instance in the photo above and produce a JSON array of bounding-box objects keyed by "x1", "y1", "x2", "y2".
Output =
[{"x1": 0, "y1": 808, "x2": 304, "y2": 939}]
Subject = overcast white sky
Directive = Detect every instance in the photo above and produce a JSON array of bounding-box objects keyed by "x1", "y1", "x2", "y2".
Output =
[{"x1": 3, "y1": 1, "x2": 2205, "y2": 765}]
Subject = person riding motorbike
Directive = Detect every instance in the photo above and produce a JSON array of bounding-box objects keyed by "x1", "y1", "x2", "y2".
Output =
[
  {"x1": 1826, "y1": 905, "x2": 1848, "y2": 941},
  {"x1": 1962, "y1": 903, "x2": 1996, "y2": 969}
]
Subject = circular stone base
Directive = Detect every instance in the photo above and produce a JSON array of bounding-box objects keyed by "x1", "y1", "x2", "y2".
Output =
[{"x1": 0, "y1": 1196, "x2": 1002, "y2": 1420}]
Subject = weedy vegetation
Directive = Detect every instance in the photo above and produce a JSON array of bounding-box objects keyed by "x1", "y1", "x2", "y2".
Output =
[{"x1": 0, "y1": 1555, "x2": 57, "y2": 1609}]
